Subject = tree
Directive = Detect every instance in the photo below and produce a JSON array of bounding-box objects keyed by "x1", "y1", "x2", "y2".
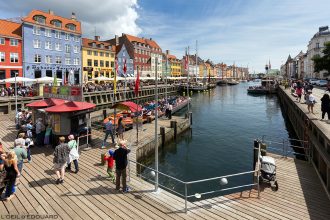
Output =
[{"x1": 312, "y1": 41, "x2": 330, "y2": 77}]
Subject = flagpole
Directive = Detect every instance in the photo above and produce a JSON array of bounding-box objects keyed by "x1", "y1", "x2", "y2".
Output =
[
  {"x1": 135, "y1": 66, "x2": 139, "y2": 144},
  {"x1": 187, "y1": 47, "x2": 190, "y2": 116},
  {"x1": 155, "y1": 57, "x2": 159, "y2": 192},
  {"x1": 195, "y1": 40, "x2": 198, "y2": 83},
  {"x1": 165, "y1": 53, "x2": 168, "y2": 104},
  {"x1": 113, "y1": 58, "x2": 118, "y2": 144}
]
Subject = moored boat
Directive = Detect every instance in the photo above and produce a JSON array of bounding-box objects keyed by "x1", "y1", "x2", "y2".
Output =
[{"x1": 227, "y1": 80, "x2": 240, "y2": 85}]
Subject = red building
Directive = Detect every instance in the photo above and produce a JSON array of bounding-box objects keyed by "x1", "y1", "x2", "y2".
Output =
[{"x1": 0, "y1": 19, "x2": 23, "y2": 84}]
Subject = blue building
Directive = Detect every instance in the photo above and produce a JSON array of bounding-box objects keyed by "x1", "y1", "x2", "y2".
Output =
[
  {"x1": 22, "y1": 10, "x2": 82, "y2": 84},
  {"x1": 116, "y1": 44, "x2": 134, "y2": 77}
]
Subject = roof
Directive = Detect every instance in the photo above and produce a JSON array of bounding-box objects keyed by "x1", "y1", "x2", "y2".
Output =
[
  {"x1": 26, "y1": 98, "x2": 66, "y2": 108},
  {"x1": 168, "y1": 54, "x2": 177, "y2": 59},
  {"x1": 111, "y1": 101, "x2": 142, "y2": 113},
  {"x1": 82, "y1": 38, "x2": 113, "y2": 51},
  {"x1": 125, "y1": 34, "x2": 161, "y2": 49},
  {"x1": 145, "y1": 39, "x2": 161, "y2": 49},
  {"x1": 22, "y1": 10, "x2": 81, "y2": 34},
  {"x1": 0, "y1": 19, "x2": 22, "y2": 39},
  {"x1": 45, "y1": 101, "x2": 96, "y2": 113}
]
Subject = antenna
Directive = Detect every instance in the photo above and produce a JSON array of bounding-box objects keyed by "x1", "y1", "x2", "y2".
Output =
[{"x1": 94, "y1": 27, "x2": 96, "y2": 37}]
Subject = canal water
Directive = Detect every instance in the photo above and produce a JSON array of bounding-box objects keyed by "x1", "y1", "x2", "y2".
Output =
[{"x1": 142, "y1": 82, "x2": 297, "y2": 200}]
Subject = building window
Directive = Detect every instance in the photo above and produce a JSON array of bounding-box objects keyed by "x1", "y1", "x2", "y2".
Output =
[
  {"x1": 52, "y1": 20, "x2": 62, "y2": 28},
  {"x1": 316, "y1": 43, "x2": 320, "y2": 49},
  {"x1": 94, "y1": 51, "x2": 98, "y2": 56},
  {"x1": 55, "y1": 42, "x2": 61, "y2": 51},
  {"x1": 65, "y1": 33, "x2": 70, "y2": 40},
  {"x1": 55, "y1": 56, "x2": 61, "y2": 64},
  {"x1": 65, "y1": 58, "x2": 71, "y2": 65},
  {"x1": 10, "y1": 39, "x2": 18, "y2": 46},
  {"x1": 111, "y1": 61, "x2": 114, "y2": 68},
  {"x1": 100, "y1": 52, "x2": 104, "y2": 56},
  {"x1": 44, "y1": 28, "x2": 52, "y2": 37},
  {"x1": 33, "y1": 26, "x2": 41, "y2": 35},
  {"x1": 55, "y1": 30, "x2": 61, "y2": 39},
  {"x1": 45, "y1": 41, "x2": 52, "y2": 50},
  {"x1": 0, "y1": 38, "x2": 4, "y2": 45},
  {"x1": 100, "y1": 44, "x2": 104, "y2": 49},
  {"x1": 0, "y1": 52, "x2": 5, "y2": 62},
  {"x1": 66, "y1": 23, "x2": 76, "y2": 31},
  {"x1": 111, "y1": 53, "x2": 114, "y2": 58},
  {"x1": 87, "y1": 50, "x2": 92, "y2": 55},
  {"x1": 105, "y1": 52, "x2": 109, "y2": 57},
  {"x1": 45, "y1": 55, "x2": 52, "y2": 64},
  {"x1": 34, "y1": 15, "x2": 46, "y2": 24},
  {"x1": 105, "y1": 61, "x2": 109, "y2": 67},
  {"x1": 87, "y1": 59, "x2": 92, "y2": 66},
  {"x1": 34, "y1": 54, "x2": 41, "y2": 63},
  {"x1": 65, "y1": 44, "x2": 71, "y2": 53},
  {"x1": 73, "y1": 45, "x2": 79, "y2": 53},
  {"x1": 94, "y1": 60, "x2": 98, "y2": 67},
  {"x1": 73, "y1": 58, "x2": 79, "y2": 65},
  {"x1": 74, "y1": 36, "x2": 79, "y2": 42},
  {"x1": 100, "y1": 60, "x2": 104, "y2": 67},
  {"x1": 33, "y1": 39, "x2": 41, "y2": 48}
]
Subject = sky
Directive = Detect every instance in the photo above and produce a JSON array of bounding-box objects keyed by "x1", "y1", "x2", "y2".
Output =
[{"x1": 1, "y1": 0, "x2": 330, "y2": 73}]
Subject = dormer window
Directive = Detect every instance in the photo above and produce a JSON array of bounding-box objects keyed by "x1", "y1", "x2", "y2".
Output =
[
  {"x1": 100, "y1": 44, "x2": 104, "y2": 49},
  {"x1": 34, "y1": 15, "x2": 46, "y2": 24},
  {"x1": 51, "y1": 19, "x2": 62, "y2": 28},
  {"x1": 66, "y1": 23, "x2": 76, "y2": 31},
  {"x1": 92, "y1": 42, "x2": 96, "y2": 48}
]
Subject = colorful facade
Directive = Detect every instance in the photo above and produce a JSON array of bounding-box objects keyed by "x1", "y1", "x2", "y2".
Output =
[
  {"x1": 116, "y1": 44, "x2": 134, "y2": 77},
  {"x1": 82, "y1": 36, "x2": 115, "y2": 82},
  {"x1": 0, "y1": 19, "x2": 23, "y2": 84},
  {"x1": 22, "y1": 10, "x2": 82, "y2": 84},
  {"x1": 168, "y1": 54, "x2": 181, "y2": 77}
]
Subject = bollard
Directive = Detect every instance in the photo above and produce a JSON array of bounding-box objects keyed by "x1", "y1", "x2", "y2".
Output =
[
  {"x1": 170, "y1": 121, "x2": 177, "y2": 140},
  {"x1": 188, "y1": 112, "x2": 193, "y2": 126},
  {"x1": 160, "y1": 126, "x2": 165, "y2": 148},
  {"x1": 253, "y1": 140, "x2": 259, "y2": 170}
]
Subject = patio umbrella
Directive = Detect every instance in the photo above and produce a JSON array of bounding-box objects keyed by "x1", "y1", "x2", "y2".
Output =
[
  {"x1": 4, "y1": 77, "x2": 36, "y2": 83},
  {"x1": 92, "y1": 76, "x2": 113, "y2": 81},
  {"x1": 36, "y1": 76, "x2": 62, "y2": 83}
]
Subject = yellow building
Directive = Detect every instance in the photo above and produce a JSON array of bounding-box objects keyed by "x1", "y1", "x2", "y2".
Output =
[
  {"x1": 82, "y1": 36, "x2": 115, "y2": 82},
  {"x1": 168, "y1": 55, "x2": 182, "y2": 77}
]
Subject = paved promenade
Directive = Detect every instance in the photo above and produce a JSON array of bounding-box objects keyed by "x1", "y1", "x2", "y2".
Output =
[{"x1": 0, "y1": 109, "x2": 330, "y2": 219}]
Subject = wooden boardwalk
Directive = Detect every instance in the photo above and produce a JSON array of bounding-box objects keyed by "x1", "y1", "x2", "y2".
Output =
[{"x1": 1, "y1": 114, "x2": 330, "y2": 219}]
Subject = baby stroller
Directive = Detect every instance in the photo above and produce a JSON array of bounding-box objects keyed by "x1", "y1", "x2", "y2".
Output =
[{"x1": 259, "y1": 156, "x2": 279, "y2": 191}]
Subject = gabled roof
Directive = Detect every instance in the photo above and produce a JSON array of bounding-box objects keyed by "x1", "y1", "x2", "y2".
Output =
[
  {"x1": 145, "y1": 39, "x2": 161, "y2": 49},
  {"x1": 82, "y1": 38, "x2": 113, "y2": 51},
  {"x1": 0, "y1": 19, "x2": 22, "y2": 39},
  {"x1": 45, "y1": 101, "x2": 95, "y2": 113},
  {"x1": 26, "y1": 98, "x2": 66, "y2": 108},
  {"x1": 124, "y1": 34, "x2": 161, "y2": 49},
  {"x1": 22, "y1": 10, "x2": 81, "y2": 34}
]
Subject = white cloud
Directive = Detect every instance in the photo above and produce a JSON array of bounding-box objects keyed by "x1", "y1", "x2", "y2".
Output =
[{"x1": 0, "y1": 0, "x2": 141, "y2": 39}]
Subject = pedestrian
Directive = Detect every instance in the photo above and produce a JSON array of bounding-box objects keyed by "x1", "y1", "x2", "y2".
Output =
[
  {"x1": 168, "y1": 103, "x2": 173, "y2": 119},
  {"x1": 320, "y1": 93, "x2": 330, "y2": 120},
  {"x1": 24, "y1": 133, "x2": 33, "y2": 163},
  {"x1": 53, "y1": 137, "x2": 70, "y2": 184},
  {"x1": 306, "y1": 90, "x2": 316, "y2": 114},
  {"x1": 102, "y1": 117, "x2": 115, "y2": 148},
  {"x1": 13, "y1": 139, "x2": 27, "y2": 174},
  {"x1": 15, "y1": 133, "x2": 26, "y2": 147},
  {"x1": 104, "y1": 150, "x2": 115, "y2": 183},
  {"x1": 113, "y1": 139, "x2": 130, "y2": 192},
  {"x1": 117, "y1": 117, "x2": 125, "y2": 140},
  {"x1": 35, "y1": 118, "x2": 45, "y2": 147},
  {"x1": 66, "y1": 135, "x2": 79, "y2": 174},
  {"x1": 296, "y1": 86, "x2": 303, "y2": 103},
  {"x1": 0, "y1": 151, "x2": 20, "y2": 201}
]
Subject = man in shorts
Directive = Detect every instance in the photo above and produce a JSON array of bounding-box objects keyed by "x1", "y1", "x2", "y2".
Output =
[{"x1": 53, "y1": 137, "x2": 70, "y2": 184}]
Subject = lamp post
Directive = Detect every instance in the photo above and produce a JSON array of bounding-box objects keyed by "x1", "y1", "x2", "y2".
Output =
[
  {"x1": 155, "y1": 57, "x2": 159, "y2": 192},
  {"x1": 15, "y1": 72, "x2": 18, "y2": 116}
]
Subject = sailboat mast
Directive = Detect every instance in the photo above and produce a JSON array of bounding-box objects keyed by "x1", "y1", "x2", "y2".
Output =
[{"x1": 195, "y1": 40, "x2": 198, "y2": 82}]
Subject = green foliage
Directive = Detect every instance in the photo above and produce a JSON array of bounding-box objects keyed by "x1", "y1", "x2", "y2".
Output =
[{"x1": 312, "y1": 41, "x2": 330, "y2": 76}]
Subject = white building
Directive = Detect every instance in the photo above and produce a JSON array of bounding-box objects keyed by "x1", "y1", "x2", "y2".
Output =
[{"x1": 306, "y1": 26, "x2": 330, "y2": 78}]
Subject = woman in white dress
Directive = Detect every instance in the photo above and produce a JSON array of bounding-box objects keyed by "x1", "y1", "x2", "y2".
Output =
[{"x1": 66, "y1": 135, "x2": 79, "y2": 173}]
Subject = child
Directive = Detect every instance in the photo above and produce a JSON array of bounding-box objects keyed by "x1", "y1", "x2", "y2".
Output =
[{"x1": 104, "y1": 150, "x2": 115, "y2": 183}]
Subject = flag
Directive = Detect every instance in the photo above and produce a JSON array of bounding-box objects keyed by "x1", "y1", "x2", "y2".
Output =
[
  {"x1": 134, "y1": 67, "x2": 140, "y2": 96},
  {"x1": 184, "y1": 49, "x2": 188, "y2": 70},
  {"x1": 123, "y1": 58, "x2": 127, "y2": 76},
  {"x1": 114, "y1": 57, "x2": 118, "y2": 94}
]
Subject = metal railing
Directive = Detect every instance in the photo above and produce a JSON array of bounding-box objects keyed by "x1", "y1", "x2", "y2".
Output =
[
  {"x1": 128, "y1": 143, "x2": 261, "y2": 213},
  {"x1": 260, "y1": 136, "x2": 310, "y2": 161}
]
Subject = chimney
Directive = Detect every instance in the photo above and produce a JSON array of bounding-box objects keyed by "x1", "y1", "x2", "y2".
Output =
[
  {"x1": 115, "y1": 35, "x2": 119, "y2": 46},
  {"x1": 94, "y1": 36, "x2": 100, "y2": 41},
  {"x1": 166, "y1": 50, "x2": 169, "y2": 55},
  {"x1": 150, "y1": 38, "x2": 152, "y2": 40},
  {"x1": 48, "y1": 10, "x2": 54, "y2": 15},
  {"x1": 319, "y1": 26, "x2": 329, "y2": 32},
  {"x1": 71, "y1": 12, "x2": 76, "y2": 20}
]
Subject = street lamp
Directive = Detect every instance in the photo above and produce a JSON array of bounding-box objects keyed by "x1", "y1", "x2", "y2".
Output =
[{"x1": 15, "y1": 72, "x2": 18, "y2": 117}]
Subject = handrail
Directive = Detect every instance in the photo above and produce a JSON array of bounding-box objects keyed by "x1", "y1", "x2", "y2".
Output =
[{"x1": 185, "y1": 170, "x2": 256, "y2": 184}]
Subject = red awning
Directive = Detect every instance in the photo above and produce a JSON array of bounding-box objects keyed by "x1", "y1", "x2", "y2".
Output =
[
  {"x1": 111, "y1": 101, "x2": 142, "y2": 113},
  {"x1": 45, "y1": 101, "x2": 96, "y2": 113},
  {"x1": 26, "y1": 98, "x2": 66, "y2": 108}
]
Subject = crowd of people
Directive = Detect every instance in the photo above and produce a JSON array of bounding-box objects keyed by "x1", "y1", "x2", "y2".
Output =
[
  {"x1": 0, "y1": 86, "x2": 36, "y2": 97},
  {"x1": 290, "y1": 80, "x2": 330, "y2": 119}
]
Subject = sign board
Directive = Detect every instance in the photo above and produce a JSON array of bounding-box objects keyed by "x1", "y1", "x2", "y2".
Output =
[{"x1": 43, "y1": 85, "x2": 83, "y2": 101}]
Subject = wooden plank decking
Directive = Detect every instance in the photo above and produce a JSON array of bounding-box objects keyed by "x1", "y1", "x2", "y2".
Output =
[{"x1": 0, "y1": 114, "x2": 330, "y2": 219}]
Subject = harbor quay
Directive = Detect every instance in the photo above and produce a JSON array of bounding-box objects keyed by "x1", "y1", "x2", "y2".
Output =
[{"x1": 0, "y1": 88, "x2": 330, "y2": 219}]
